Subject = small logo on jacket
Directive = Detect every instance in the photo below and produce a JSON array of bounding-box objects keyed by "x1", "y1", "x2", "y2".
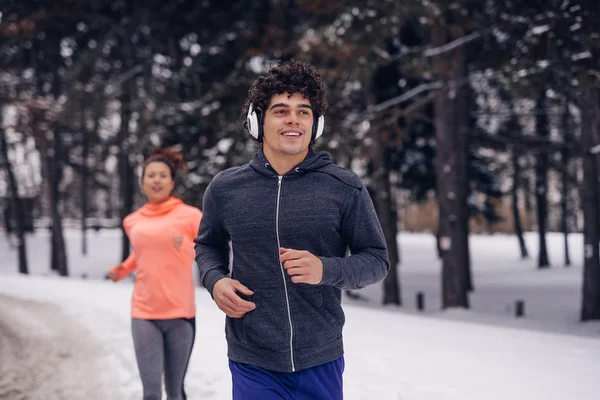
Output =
[{"x1": 173, "y1": 235, "x2": 184, "y2": 249}]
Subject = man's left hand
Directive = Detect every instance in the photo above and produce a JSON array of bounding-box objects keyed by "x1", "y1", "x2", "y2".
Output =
[{"x1": 280, "y1": 248, "x2": 323, "y2": 284}]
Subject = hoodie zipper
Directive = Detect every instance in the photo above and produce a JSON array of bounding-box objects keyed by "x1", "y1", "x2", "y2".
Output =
[{"x1": 276, "y1": 174, "x2": 296, "y2": 372}]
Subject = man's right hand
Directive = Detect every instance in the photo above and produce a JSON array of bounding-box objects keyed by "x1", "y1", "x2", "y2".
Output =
[{"x1": 212, "y1": 278, "x2": 256, "y2": 318}]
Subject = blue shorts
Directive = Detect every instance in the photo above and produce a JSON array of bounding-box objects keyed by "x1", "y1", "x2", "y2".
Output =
[{"x1": 229, "y1": 357, "x2": 345, "y2": 400}]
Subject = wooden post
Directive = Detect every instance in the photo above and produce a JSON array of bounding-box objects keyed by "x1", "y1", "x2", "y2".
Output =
[
  {"x1": 416, "y1": 292, "x2": 425, "y2": 311},
  {"x1": 515, "y1": 300, "x2": 525, "y2": 317}
]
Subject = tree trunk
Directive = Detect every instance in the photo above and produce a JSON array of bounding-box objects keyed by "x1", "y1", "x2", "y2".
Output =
[
  {"x1": 81, "y1": 104, "x2": 89, "y2": 256},
  {"x1": 0, "y1": 129, "x2": 29, "y2": 274},
  {"x1": 512, "y1": 148, "x2": 529, "y2": 258},
  {"x1": 580, "y1": 87, "x2": 600, "y2": 321},
  {"x1": 432, "y1": 20, "x2": 469, "y2": 309},
  {"x1": 31, "y1": 102, "x2": 68, "y2": 277},
  {"x1": 535, "y1": 89, "x2": 550, "y2": 268},
  {"x1": 371, "y1": 137, "x2": 401, "y2": 306},
  {"x1": 524, "y1": 166, "x2": 533, "y2": 221},
  {"x1": 455, "y1": 42, "x2": 473, "y2": 293},
  {"x1": 561, "y1": 169, "x2": 571, "y2": 266},
  {"x1": 119, "y1": 152, "x2": 134, "y2": 262},
  {"x1": 561, "y1": 98, "x2": 571, "y2": 266},
  {"x1": 49, "y1": 130, "x2": 69, "y2": 276},
  {"x1": 118, "y1": 39, "x2": 136, "y2": 262},
  {"x1": 118, "y1": 89, "x2": 134, "y2": 262}
]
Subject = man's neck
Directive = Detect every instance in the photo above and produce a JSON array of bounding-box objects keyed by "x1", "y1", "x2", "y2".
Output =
[{"x1": 263, "y1": 148, "x2": 309, "y2": 175}]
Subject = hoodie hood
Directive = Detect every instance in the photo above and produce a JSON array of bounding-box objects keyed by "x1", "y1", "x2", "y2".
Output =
[
  {"x1": 139, "y1": 196, "x2": 183, "y2": 217},
  {"x1": 249, "y1": 148, "x2": 362, "y2": 190}
]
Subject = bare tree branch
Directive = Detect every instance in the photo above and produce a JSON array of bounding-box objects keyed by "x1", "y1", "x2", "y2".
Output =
[
  {"x1": 423, "y1": 32, "x2": 482, "y2": 58},
  {"x1": 378, "y1": 31, "x2": 485, "y2": 64}
]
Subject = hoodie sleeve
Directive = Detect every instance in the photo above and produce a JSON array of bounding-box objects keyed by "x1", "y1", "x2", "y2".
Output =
[
  {"x1": 194, "y1": 180, "x2": 230, "y2": 296},
  {"x1": 319, "y1": 182, "x2": 390, "y2": 290}
]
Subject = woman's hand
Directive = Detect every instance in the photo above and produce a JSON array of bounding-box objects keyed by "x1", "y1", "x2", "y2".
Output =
[{"x1": 107, "y1": 267, "x2": 121, "y2": 282}]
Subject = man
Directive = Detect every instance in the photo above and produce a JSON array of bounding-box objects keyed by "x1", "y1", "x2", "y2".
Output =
[{"x1": 194, "y1": 59, "x2": 389, "y2": 400}]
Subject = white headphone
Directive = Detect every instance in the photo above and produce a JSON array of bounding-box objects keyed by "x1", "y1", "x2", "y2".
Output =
[{"x1": 246, "y1": 103, "x2": 325, "y2": 142}]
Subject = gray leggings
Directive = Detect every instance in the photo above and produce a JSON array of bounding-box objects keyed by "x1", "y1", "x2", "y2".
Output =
[{"x1": 131, "y1": 317, "x2": 195, "y2": 400}]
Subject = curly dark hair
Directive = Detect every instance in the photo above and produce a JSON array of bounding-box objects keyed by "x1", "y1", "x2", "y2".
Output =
[
  {"x1": 240, "y1": 59, "x2": 328, "y2": 140},
  {"x1": 142, "y1": 147, "x2": 187, "y2": 180}
]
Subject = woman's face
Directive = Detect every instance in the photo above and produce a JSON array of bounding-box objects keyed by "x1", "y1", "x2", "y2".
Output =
[{"x1": 141, "y1": 161, "x2": 175, "y2": 204}]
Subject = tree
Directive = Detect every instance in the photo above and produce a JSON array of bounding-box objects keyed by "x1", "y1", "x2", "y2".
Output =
[
  {"x1": 580, "y1": 85, "x2": 600, "y2": 321},
  {"x1": 511, "y1": 146, "x2": 529, "y2": 259},
  {"x1": 534, "y1": 89, "x2": 551, "y2": 268},
  {"x1": 560, "y1": 97, "x2": 572, "y2": 266},
  {"x1": 430, "y1": 4, "x2": 471, "y2": 309},
  {"x1": 0, "y1": 128, "x2": 29, "y2": 274}
]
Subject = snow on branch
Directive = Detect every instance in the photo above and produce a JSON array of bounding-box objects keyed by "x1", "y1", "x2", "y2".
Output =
[
  {"x1": 423, "y1": 31, "x2": 482, "y2": 58},
  {"x1": 385, "y1": 31, "x2": 483, "y2": 63},
  {"x1": 342, "y1": 81, "x2": 443, "y2": 130},
  {"x1": 369, "y1": 81, "x2": 443, "y2": 114},
  {"x1": 103, "y1": 64, "x2": 144, "y2": 95}
]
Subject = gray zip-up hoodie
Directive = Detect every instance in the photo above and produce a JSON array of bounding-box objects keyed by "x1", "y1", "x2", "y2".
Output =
[{"x1": 194, "y1": 148, "x2": 389, "y2": 373}]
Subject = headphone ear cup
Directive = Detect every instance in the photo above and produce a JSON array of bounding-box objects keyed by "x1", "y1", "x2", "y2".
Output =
[
  {"x1": 246, "y1": 104, "x2": 261, "y2": 140},
  {"x1": 313, "y1": 115, "x2": 325, "y2": 140}
]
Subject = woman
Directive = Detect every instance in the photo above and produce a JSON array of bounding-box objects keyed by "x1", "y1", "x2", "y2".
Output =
[{"x1": 108, "y1": 147, "x2": 202, "y2": 400}]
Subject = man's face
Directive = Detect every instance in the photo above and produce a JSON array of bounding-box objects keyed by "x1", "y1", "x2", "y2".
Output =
[{"x1": 262, "y1": 92, "x2": 314, "y2": 160}]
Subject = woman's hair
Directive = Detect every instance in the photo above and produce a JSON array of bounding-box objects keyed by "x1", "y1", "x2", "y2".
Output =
[
  {"x1": 141, "y1": 147, "x2": 187, "y2": 180},
  {"x1": 240, "y1": 59, "x2": 328, "y2": 136}
]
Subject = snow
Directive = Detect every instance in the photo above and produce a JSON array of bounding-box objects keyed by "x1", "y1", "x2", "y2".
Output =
[
  {"x1": 572, "y1": 51, "x2": 592, "y2": 61},
  {"x1": 531, "y1": 25, "x2": 550, "y2": 35},
  {"x1": 1, "y1": 230, "x2": 600, "y2": 399}
]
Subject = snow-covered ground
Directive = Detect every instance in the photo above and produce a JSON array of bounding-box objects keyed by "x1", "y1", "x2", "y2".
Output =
[{"x1": 1, "y1": 230, "x2": 599, "y2": 399}]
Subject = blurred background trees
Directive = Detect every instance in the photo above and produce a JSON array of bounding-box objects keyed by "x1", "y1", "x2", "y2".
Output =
[{"x1": 1, "y1": 0, "x2": 599, "y2": 319}]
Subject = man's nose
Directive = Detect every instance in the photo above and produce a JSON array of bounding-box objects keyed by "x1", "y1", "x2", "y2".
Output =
[{"x1": 286, "y1": 112, "x2": 299, "y2": 124}]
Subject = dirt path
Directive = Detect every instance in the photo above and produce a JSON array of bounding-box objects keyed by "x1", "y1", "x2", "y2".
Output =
[{"x1": 0, "y1": 294, "x2": 122, "y2": 400}]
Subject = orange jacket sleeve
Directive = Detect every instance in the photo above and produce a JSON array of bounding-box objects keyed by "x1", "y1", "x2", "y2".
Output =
[
  {"x1": 188, "y1": 209, "x2": 203, "y2": 241},
  {"x1": 109, "y1": 252, "x2": 137, "y2": 281}
]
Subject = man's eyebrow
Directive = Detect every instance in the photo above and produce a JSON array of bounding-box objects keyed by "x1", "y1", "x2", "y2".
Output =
[{"x1": 268, "y1": 103, "x2": 313, "y2": 110}]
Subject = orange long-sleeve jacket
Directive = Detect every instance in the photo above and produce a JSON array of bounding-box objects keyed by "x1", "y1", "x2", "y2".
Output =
[{"x1": 110, "y1": 197, "x2": 202, "y2": 319}]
